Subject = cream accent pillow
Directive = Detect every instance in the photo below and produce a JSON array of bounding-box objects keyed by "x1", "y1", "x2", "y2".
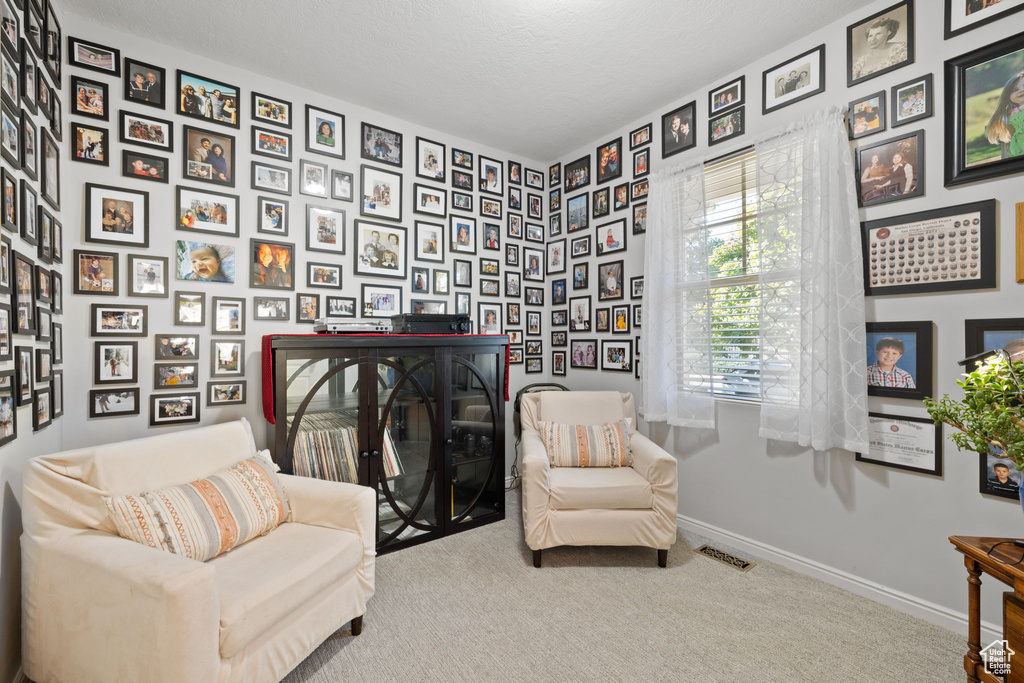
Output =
[
  {"x1": 104, "y1": 454, "x2": 291, "y2": 562},
  {"x1": 537, "y1": 419, "x2": 633, "y2": 467}
]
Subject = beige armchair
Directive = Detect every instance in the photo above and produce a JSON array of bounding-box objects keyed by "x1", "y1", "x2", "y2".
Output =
[
  {"x1": 520, "y1": 391, "x2": 678, "y2": 567},
  {"x1": 21, "y1": 418, "x2": 375, "y2": 683}
]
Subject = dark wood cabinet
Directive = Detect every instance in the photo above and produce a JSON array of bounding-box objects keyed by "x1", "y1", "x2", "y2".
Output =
[{"x1": 270, "y1": 334, "x2": 507, "y2": 553}]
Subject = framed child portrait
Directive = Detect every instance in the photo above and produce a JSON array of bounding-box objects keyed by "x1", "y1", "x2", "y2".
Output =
[{"x1": 865, "y1": 321, "x2": 933, "y2": 400}]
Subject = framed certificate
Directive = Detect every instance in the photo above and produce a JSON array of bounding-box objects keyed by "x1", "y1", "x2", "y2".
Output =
[{"x1": 856, "y1": 413, "x2": 942, "y2": 476}]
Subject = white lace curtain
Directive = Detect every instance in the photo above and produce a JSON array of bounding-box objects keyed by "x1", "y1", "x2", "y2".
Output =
[{"x1": 641, "y1": 106, "x2": 868, "y2": 453}]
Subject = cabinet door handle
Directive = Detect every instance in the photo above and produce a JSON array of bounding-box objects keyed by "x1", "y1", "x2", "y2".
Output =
[
  {"x1": 359, "y1": 451, "x2": 369, "y2": 459},
  {"x1": 445, "y1": 438, "x2": 453, "y2": 445},
  {"x1": 371, "y1": 450, "x2": 380, "y2": 457}
]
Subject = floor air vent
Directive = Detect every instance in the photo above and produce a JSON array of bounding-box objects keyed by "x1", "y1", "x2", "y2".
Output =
[{"x1": 695, "y1": 544, "x2": 756, "y2": 572}]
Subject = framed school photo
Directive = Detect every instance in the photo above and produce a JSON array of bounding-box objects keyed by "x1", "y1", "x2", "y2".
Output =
[
  {"x1": 661, "y1": 101, "x2": 696, "y2": 158},
  {"x1": 450, "y1": 215, "x2": 477, "y2": 254},
  {"x1": 253, "y1": 91, "x2": 291, "y2": 128},
  {"x1": 361, "y1": 121, "x2": 401, "y2": 166},
  {"x1": 847, "y1": 1, "x2": 915, "y2": 87},
  {"x1": 84, "y1": 183, "x2": 149, "y2": 248},
  {"x1": 762, "y1": 44, "x2": 826, "y2": 114},
  {"x1": 945, "y1": 32, "x2": 1024, "y2": 187},
  {"x1": 123, "y1": 58, "x2": 165, "y2": 109},
  {"x1": 865, "y1": 320, "x2": 933, "y2": 400},
  {"x1": 176, "y1": 69, "x2": 239, "y2": 127},
  {"x1": 360, "y1": 165, "x2": 402, "y2": 222},
  {"x1": 306, "y1": 205, "x2": 345, "y2": 255},
  {"x1": 479, "y1": 155, "x2": 504, "y2": 196}
]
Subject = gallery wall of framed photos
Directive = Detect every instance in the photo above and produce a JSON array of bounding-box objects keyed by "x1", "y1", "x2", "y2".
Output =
[
  {"x1": 534, "y1": 0, "x2": 1024, "y2": 632},
  {"x1": 55, "y1": 14, "x2": 545, "y2": 461}
]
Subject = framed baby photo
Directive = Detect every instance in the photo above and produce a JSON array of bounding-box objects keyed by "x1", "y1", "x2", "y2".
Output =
[
  {"x1": 250, "y1": 238, "x2": 294, "y2": 290},
  {"x1": 176, "y1": 185, "x2": 240, "y2": 237},
  {"x1": 90, "y1": 303, "x2": 148, "y2": 337},
  {"x1": 361, "y1": 121, "x2": 401, "y2": 166},
  {"x1": 208, "y1": 380, "x2": 245, "y2": 407},
  {"x1": 353, "y1": 219, "x2": 407, "y2": 279},
  {"x1": 254, "y1": 296, "x2": 290, "y2": 321},
  {"x1": 71, "y1": 74, "x2": 107, "y2": 120},
  {"x1": 360, "y1": 164, "x2": 402, "y2": 222},
  {"x1": 299, "y1": 158, "x2": 328, "y2": 197},
  {"x1": 253, "y1": 91, "x2": 291, "y2": 128},
  {"x1": 251, "y1": 160, "x2": 291, "y2": 196},
  {"x1": 416, "y1": 136, "x2": 445, "y2": 182},
  {"x1": 855, "y1": 130, "x2": 924, "y2": 207},
  {"x1": 306, "y1": 205, "x2": 345, "y2": 255},
  {"x1": 865, "y1": 321, "x2": 932, "y2": 400},
  {"x1": 452, "y1": 147, "x2": 472, "y2": 169},
  {"x1": 563, "y1": 155, "x2": 590, "y2": 192},
  {"x1": 709, "y1": 76, "x2": 744, "y2": 115},
  {"x1": 629, "y1": 122, "x2": 652, "y2": 150},
  {"x1": 251, "y1": 124, "x2": 292, "y2": 162},
  {"x1": 361, "y1": 283, "x2": 401, "y2": 318},
  {"x1": 119, "y1": 109, "x2": 173, "y2": 151},
  {"x1": 122, "y1": 149, "x2": 168, "y2": 183},
  {"x1": 123, "y1": 58, "x2": 165, "y2": 109},
  {"x1": 661, "y1": 101, "x2": 696, "y2": 158},
  {"x1": 176, "y1": 70, "x2": 239, "y2": 127},
  {"x1": 708, "y1": 107, "x2": 744, "y2": 146},
  {"x1": 84, "y1": 183, "x2": 149, "y2": 248},
  {"x1": 212, "y1": 296, "x2": 245, "y2": 335},
  {"x1": 414, "y1": 220, "x2": 444, "y2": 263},
  {"x1": 945, "y1": 33, "x2": 1024, "y2": 187},
  {"x1": 175, "y1": 240, "x2": 235, "y2": 283},
  {"x1": 174, "y1": 291, "x2": 205, "y2": 326},
  {"x1": 296, "y1": 293, "x2": 320, "y2": 323},
  {"x1": 182, "y1": 125, "x2": 235, "y2": 186},
  {"x1": 332, "y1": 170, "x2": 353, "y2": 202},
  {"x1": 150, "y1": 392, "x2": 200, "y2": 427},
  {"x1": 890, "y1": 73, "x2": 932, "y2": 128},
  {"x1": 595, "y1": 137, "x2": 623, "y2": 185},
  {"x1": 945, "y1": 0, "x2": 1024, "y2": 38},
  {"x1": 762, "y1": 44, "x2": 826, "y2": 114},
  {"x1": 67, "y1": 36, "x2": 120, "y2": 75},
  {"x1": 413, "y1": 183, "x2": 446, "y2": 218},
  {"x1": 849, "y1": 91, "x2": 886, "y2": 139},
  {"x1": 847, "y1": 1, "x2": 914, "y2": 87},
  {"x1": 127, "y1": 253, "x2": 168, "y2": 298},
  {"x1": 595, "y1": 219, "x2": 627, "y2": 257},
  {"x1": 450, "y1": 215, "x2": 477, "y2": 254}
]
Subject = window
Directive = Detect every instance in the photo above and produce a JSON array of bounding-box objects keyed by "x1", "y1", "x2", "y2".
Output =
[{"x1": 704, "y1": 150, "x2": 760, "y2": 401}]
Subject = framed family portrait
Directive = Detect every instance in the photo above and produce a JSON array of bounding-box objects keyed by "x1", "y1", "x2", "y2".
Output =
[
  {"x1": 413, "y1": 183, "x2": 446, "y2": 218},
  {"x1": 595, "y1": 137, "x2": 622, "y2": 184},
  {"x1": 84, "y1": 183, "x2": 149, "y2": 248},
  {"x1": 155, "y1": 334, "x2": 198, "y2": 360},
  {"x1": 709, "y1": 76, "x2": 744, "y2": 115},
  {"x1": 253, "y1": 92, "x2": 291, "y2": 128},
  {"x1": 847, "y1": 1, "x2": 915, "y2": 87},
  {"x1": 361, "y1": 283, "x2": 401, "y2": 318},
  {"x1": 306, "y1": 205, "x2": 345, "y2": 254},
  {"x1": 176, "y1": 70, "x2": 239, "y2": 127},
  {"x1": 571, "y1": 339, "x2": 596, "y2": 369},
  {"x1": 661, "y1": 101, "x2": 695, "y2": 158},
  {"x1": 564, "y1": 155, "x2": 590, "y2": 192},
  {"x1": 865, "y1": 320, "x2": 933, "y2": 400},
  {"x1": 856, "y1": 413, "x2": 942, "y2": 477},
  {"x1": 182, "y1": 125, "x2": 234, "y2": 186},
  {"x1": 353, "y1": 219, "x2": 406, "y2": 279},
  {"x1": 127, "y1": 253, "x2": 167, "y2": 297},
  {"x1": 861, "y1": 199, "x2": 995, "y2": 297},
  {"x1": 452, "y1": 147, "x2": 472, "y2": 169},
  {"x1": 856, "y1": 130, "x2": 924, "y2": 207},
  {"x1": 762, "y1": 44, "x2": 826, "y2": 114},
  {"x1": 119, "y1": 109, "x2": 172, "y2": 151},
  {"x1": 360, "y1": 165, "x2": 402, "y2": 222},
  {"x1": 150, "y1": 393, "x2": 200, "y2": 427},
  {"x1": 361, "y1": 121, "x2": 401, "y2": 166},
  {"x1": 177, "y1": 185, "x2": 239, "y2": 237},
  {"x1": 945, "y1": 32, "x2": 1024, "y2": 187},
  {"x1": 308, "y1": 262, "x2": 341, "y2": 289},
  {"x1": 124, "y1": 58, "x2": 165, "y2": 109},
  {"x1": 601, "y1": 339, "x2": 633, "y2": 373}
]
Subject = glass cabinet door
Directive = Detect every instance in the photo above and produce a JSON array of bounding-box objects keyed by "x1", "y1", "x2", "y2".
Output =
[
  {"x1": 373, "y1": 354, "x2": 441, "y2": 549},
  {"x1": 449, "y1": 352, "x2": 501, "y2": 525},
  {"x1": 283, "y1": 354, "x2": 365, "y2": 481}
]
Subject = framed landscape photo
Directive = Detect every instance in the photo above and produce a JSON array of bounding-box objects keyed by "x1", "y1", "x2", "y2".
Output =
[
  {"x1": 177, "y1": 185, "x2": 239, "y2": 237},
  {"x1": 416, "y1": 136, "x2": 445, "y2": 182},
  {"x1": 709, "y1": 76, "x2": 744, "y2": 115},
  {"x1": 849, "y1": 91, "x2": 886, "y2": 139},
  {"x1": 891, "y1": 74, "x2": 932, "y2": 128},
  {"x1": 176, "y1": 70, "x2": 239, "y2": 127},
  {"x1": 123, "y1": 58, "x2": 165, "y2": 109},
  {"x1": 855, "y1": 130, "x2": 924, "y2": 207},
  {"x1": 67, "y1": 36, "x2": 119, "y2": 75},
  {"x1": 306, "y1": 205, "x2": 345, "y2": 255},
  {"x1": 353, "y1": 219, "x2": 406, "y2": 279},
  {"x1": 856, "y1": 413, "x2": 942, "y2": 476},
  {"x1": 150, "y1": 392, "x2": 200, "y2": 427},
  {"x1": 861, "y1": 199, "x2": 996, "y2": 297},
  {"x1": 361, "y1": 121, "x2": 401, "y2": 166},
  {"x1": 661, "y1": 101, "x2": 696, "y2": 158},
  {"x1": 709, "y1": 108, "x2": 744, "y2": 146},
  {"x1": 251, "y1": 160, "x2": 291, "y2": 196},
  {"x1": 253, "y1": 91, "x2": 291, "y2": 128},
  {"x1": 945, "y1": 32, "x2": 1024, "y2": 187},
  {"x1": 122, "y1": 149, "x2": 168, "y2": 182},
  {"x1": 182, "y1": 125, "x2": 234, "y2": 186},
  {"x1": 847, "y1": 1, "x2": 914, "y2": 87},
  {"x1": 72, "y1": 121, "x2": 110, "y2": 166},
  {"x1": 360, "y1": 165, "x2": 402, "y2": 222},
  {"x1": 84, "y1": 183, "x2": 149, "y2": 248},
  {"x1": 945, "y1": 0, "x2": 1024, "y2": 38},
  {"x1": 563, "y1": 155, "x2": 590, "y2": 192},
  {"x1": 127, "y1": 253, "x2": 167, "y2": 297},
  {"x1": 865, "y1": 320, "x2": 933, "y2": 400},
  {"x1": 762, "y1": 44, "x2": 826, "y2": 114},
  {"x1": 119, "y1": 109, "x2": 173, "y2": 151}
]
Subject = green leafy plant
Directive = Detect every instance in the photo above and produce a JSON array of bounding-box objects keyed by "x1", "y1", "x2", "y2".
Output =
[{"x1": 925, "y1": 354, "x2": 1024, "y2": 469}]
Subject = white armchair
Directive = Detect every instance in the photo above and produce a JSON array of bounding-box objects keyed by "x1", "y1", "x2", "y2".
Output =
[
  {"x1": 21, "y1": 418, "x2": 375, "y2": 683},
  {"x1": 520, "y1": 391, "x2": 678, "y2": 567}
]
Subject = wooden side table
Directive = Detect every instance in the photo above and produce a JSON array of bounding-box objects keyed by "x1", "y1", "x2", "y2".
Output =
[{"x1": 950, "y1": 536, "x2": 1024, "y2": 683}]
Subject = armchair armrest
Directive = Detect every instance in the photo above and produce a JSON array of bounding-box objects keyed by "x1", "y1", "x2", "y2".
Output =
[
  {"x1": 630, "y1": 432, "x2": 677, "y2": 486},
  {"x1": 279, "y1": 474, "x2": 375, "y2": 540},
  {"x1": 23, "y1": 530, "x2": 220, "y2": 683},
  {"x1": 521, "y1": 429, "x2": 551, "y2": 549}
]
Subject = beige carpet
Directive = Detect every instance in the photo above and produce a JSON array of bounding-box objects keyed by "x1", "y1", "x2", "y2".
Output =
[{"x1": 284, "y1": 491, "x2": 964, "y2": 682}]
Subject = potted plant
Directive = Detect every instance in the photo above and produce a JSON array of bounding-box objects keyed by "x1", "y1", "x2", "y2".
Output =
[{"x1": 925, "y1": 351, "x2": 1024, "y2": 509}]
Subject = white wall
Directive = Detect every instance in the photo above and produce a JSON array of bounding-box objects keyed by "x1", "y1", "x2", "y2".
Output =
[{"x1": 546, "y1": 0, "x2": 1024, "y2": 633}]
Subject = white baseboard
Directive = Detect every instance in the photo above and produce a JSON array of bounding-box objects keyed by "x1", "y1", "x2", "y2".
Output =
[{"x1": 677, "y1": 513, "x2": 1001, "y2": 643}]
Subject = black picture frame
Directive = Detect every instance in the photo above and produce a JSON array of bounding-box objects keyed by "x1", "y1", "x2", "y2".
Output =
[
  {"x1": 207, "y1": 380, "x2": 246, "y2": 407},
  {"x1": 66, "y1": 35, "x2": 119, "y2": 75},
  {"x1": 964, "y1": 318, "x2": 1024, "y2": 373},
  {"x1": 121, "y1": 149, "x2": 168, "y2": 183},
  {"x1": 298, "y1": 158, "x2": 328, "y2": 198},
  {"x1": 153, "y1": 362, "x2": 199, "y2": 390},
  {"x1": 708, "y1": 107, "x2": 745, "y2": 147},
  {"x1": 39, "y1": 126, "x2": 57, "y2": 210},
  {"x1": 597, "y1": 260, "x2": 625, "y2": 301},
  {"x1": 708, "y1": 76, "x2": 745, "y2": 116},
  {"x1": 629, "y1": 123, "x2": 652, "y2": 150},
  {"x1": 149, "y1": 392, "x2": 200, "y2": 427},
  {"x1": 847, "y1": 1, "x2": 915, "y2": 87},
  {"x1": 595, "y1": 219, "x2": 627, "y2": 257},
  {"x1": 307, "y1": 261, "x2": 341, "y2": 289},
  {"x1": 176, "y1": 185, "x2": 240, "y2": 238},
  {"x1": 305, "y1": 204, "x2": 345, "y2": 255},
  {"x1": 353, "y1": 219, "x2": 407, "y2": 280},
  {"x1": 249, "y1": 238, "x2": 295, "y2": 290},
  {"x1": 849, "y1": 91, "x2": 886, "y2": 140},
  {"x1": 323, "y1": 295, "x2": 354, "y2": 318},
  {"x1": 32, "y1": 386, "x2": 49, "y2": 431},
  {"x1": 945, "y1": 0, "x2": 1024, "y2": 38},
  {"x1": 119, "y1": 109, "x2": 173, "y2": 151},
  {"x1": 569, "y1": 295, "x2": 591, "y2": 332},
  {"x1": 253, "y1": 295, "x2": 290, "y2": 321},
  {"x1": 890, "y1": 73, "x2": 932, "y2": 128},
  {"x1": 89, "y1": 388, "x2": 141, "y2": 418},
  {"x1": 211, "y1": 296, "x2": 245, "y2": 335},
  {"x1": 979, "y1": 451, "x2": 1022, "y2": 501},
  {"x1": 360, "y1": 284, "x2": 401, "y2": 319},
  {"x1": 252, "y1": 91, "x2": 291, "y2": 129},
  {"x1": 126, "y1": 253, "x2": 167, "y2": 298},
  {"x1": 415, "y1": 136, "x2": 445, "y2": 183},
  {"x1": 855, "y1": 129, "x2": 924, "y2": 207},
  {"x1": 93, "y1": 340, "x2": 138, "y2": 385},
  {"x1": 72, "y1": 249, "x2": 117, "y2": 296},
  {"x1": 563, "y1": 155, "x2": 590, "y2": 192},
  {"x1": 251, "y1": 124, "x2": 292, "y2": 162},
  {"x1": 359, "y1": 164, "x2": 403, "y2": 223},
  {"x1": 154, "y1": 333, "x2": 198, "y2": 361},
  {"x1": 0, "y1": 101, "x2": 17, "y2": 167},
  {"x1": 451, "y1": 147, "x2": 472, "y2": 169},
  {"x1": 661, "y1": 101, "x2": 696, "y2": 158},
  {"x1": 71, "y1": 74, "x2": 108, "y2": 122},
  {"x1": 592, "y1": 188, "x2": 609, "y2": 219},
  {"x1": 181, "y1": 125, "x2": 235, "y2": 187},
  {"x1": 762, "y1": 44, "x2": 826, "y2": 115},
  {"x1": 175, "y1": 69, "x2": 240, "y2": 128},
  {"x1": 865, "y1": 320, "x2": 933, "y2": 400},
  {"x1": 251, "y1": 160, "x2": 291, "y2": 196},
  {"x1": 861, "y1": 199, "x2": 996, "y2": 297},
  {"x1": 856, "y1": 413, "x2": 942, "y2": 477},
  {"x1": 0, "y1": 369, "x2": 16, "y2": 444},
  {"x1": 296, "y1": 292, "x2": 320, "y2": 323},
  {"x1": 90, "y1": 303, "x2": 148, "y2": 337},
  {"x1": 360, "y1": 121, "x2": 401, "y2": 167},
  {"x1": 570, "y1": 339, "x2": 597, "y2": 368},
  {"x1": 595, "y1": 137, "x2": 623, "y2": 185},
  {"x1": 508, "y1": 160, "x2": 522, "y2": 186},
  {"x1": 84, "y1": 182, "x2": 149, "y2": 248},
  {"x1": 123, "y1": 57, "x2": 165, "y2": 109},
  {"x1": 944, "y1": 32, "x2": 1024, "y2": 188}
]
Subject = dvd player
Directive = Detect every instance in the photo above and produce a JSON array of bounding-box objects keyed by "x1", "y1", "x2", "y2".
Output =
[{"x1": 313, "y1": 318, "x2": 393, "y2": 334}]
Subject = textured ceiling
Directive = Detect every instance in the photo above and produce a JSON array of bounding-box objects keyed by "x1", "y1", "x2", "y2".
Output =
[{"x1": 62, "y1": 0, "x2": 868, "y2": 161}]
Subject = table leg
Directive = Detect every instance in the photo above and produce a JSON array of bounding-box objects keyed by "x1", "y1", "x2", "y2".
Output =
[{"x1": 966, "y1": 558, "x2": 982, "y2": 683}]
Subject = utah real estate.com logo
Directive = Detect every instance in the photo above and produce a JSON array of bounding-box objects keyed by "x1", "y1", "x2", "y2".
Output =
[{"x1": 981, "y1": 639, "x2": 1014, "y2": 676}]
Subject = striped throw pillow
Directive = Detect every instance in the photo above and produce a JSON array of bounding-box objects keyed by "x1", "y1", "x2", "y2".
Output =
[
  {"x1": 537, "y1": 420, "x2": 633, "y2": 467},
  {"x1": 104, "y1": 454, "x2": 291, "y2": 562}
]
